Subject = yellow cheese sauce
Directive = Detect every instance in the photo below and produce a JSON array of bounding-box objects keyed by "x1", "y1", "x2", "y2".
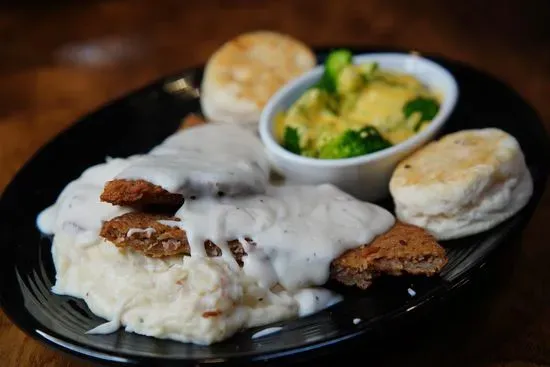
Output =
[{"x1": 275, "y1": 64, "x2": 442, "y2": 159}]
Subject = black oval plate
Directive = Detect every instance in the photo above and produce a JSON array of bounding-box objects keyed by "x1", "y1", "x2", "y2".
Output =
[{"x1": 0, "y1": 47, "x2": 548, "y2": 366}]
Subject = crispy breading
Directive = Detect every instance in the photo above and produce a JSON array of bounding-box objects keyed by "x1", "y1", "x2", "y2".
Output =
[
  {"x1": 100, "y1": 179, "x2": 184, "y2": 207},
  {"x1": 100, "y1": 212, "x2": 246, "y2": 260},
  {"x1": 179, "y1": 113, "x2": 208, "y2": 130},
  {"x1": 330, "y1": 222, "x2": 448, "y2": 289},
  {"x1": 100, "y1": 213, "x2": 447, "y2": 289}
]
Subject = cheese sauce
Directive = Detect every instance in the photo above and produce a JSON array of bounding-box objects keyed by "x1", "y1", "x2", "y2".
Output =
[
  {"x1": 274, "y1": 62, "x2": 442, "y2": 159},
  {"x1": 36, "y1": 122, "x2": 395, "y2": 345}
]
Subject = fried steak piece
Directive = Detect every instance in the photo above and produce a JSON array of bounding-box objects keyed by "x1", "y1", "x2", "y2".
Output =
[
  {"x1": 179, "y1": 113, "x2": 207, "y2": 130},
  {"x1": 330, "y1": 222, "x2": 448, "y2": 289},
  {"x1": 100, "y1": 179, "x2": 184, "y2": 207},
  {"x1": 100, "y1": 115, "x2": 208, "y2": 208},
  {"x1": 100, "y1": 212, "x2": 246, "y2": 260},
  {"x1": 100, "y1": 213, "x2": 447, "y2": 289}
]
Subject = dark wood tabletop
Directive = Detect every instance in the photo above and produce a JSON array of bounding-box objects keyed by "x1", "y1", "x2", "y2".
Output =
[{"x1": 0, "y1": 1, "x2": 549, "y2": 366}]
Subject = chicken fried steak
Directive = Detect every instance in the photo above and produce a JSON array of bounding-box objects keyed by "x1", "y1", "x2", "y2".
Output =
[
  {"x1": 100, "y1": 213, "x2": 447, "y2": 289},
  {"x1": 100, "y1": 179, "x2": 185, "y2": 207}
]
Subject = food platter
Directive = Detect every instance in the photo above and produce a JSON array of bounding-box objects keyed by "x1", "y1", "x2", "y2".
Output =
[{"x1": 0, "y1": 46, "x2": 547, "y2": 366}]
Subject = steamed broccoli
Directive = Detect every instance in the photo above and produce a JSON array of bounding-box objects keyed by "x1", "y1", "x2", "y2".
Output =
[
  {"x1": 288, "y1": 88, "x2": 338, "y2": 117},
  {"x1": 318, "y1": 126, "x2": 392, "y2": 159},
  {"x1": 316, "y1": 49, "x2": 353, "y2": 93},
  {"x1": 358, "y1": 62, "x2": 379, "y2": 83},
  {"x1": 403, "y1": 97, "x2": 440, "y2": 131},
  {"x1": 337, "y1": 65, "x2": 364, "y2": 94},
  {"x1": 282, "y1": 126, "x2": 301, "y2": 155}
]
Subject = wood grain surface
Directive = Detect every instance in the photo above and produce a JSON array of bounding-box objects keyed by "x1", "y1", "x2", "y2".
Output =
[{"x1": 0, "y1": 0, "x2": 549, "y2": 366}]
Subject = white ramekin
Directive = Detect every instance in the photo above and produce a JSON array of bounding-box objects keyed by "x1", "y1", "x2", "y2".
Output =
[{"x1": 259, "y1": 52, "x2": 459, "y2": 201}]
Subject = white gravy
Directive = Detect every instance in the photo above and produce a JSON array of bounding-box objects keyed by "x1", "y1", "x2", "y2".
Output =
[
  {"x1": 36, "y1": 157, "x2": 136, "y2": 246},
  {"x1": 36, "y1": 122, "x2": 395, "y2": 345},
  {"x1": 127, "y1": 227, "x2": 156, "y2": 238},
  {"x1": 115, "y1": 122, "x2": 270, "y2": 197},
  {"x1": 170, "y1": 184, "x2": 395, "y2": 290}
]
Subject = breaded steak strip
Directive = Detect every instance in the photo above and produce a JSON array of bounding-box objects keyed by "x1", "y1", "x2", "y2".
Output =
[
  {"x1": 100, "y1": 213, "x2": 447, "y2": 289},
  {"x1": 179, "y1": 113, "x2": 207, "y2": 130},
  {"x1": 330, "y1": 222, "x2": 448, "y2": 289},
  {"x1": 100, "y1": 212, "x2": 246, "y2": 260},
  {"x1": 100, "y1": 179, "x2": 184, "y2": 207}
]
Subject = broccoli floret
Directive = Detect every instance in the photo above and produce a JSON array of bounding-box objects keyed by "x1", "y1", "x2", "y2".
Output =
[
  {"x1": 337, "y1": 65, "x2": 364, "y2": 94},
  {"x1": 291, "y1": 87, "x2": 340, "y2": 118},
  {"x1": 316, "y1": 49, "x2": 353, "y2": 93},
  {"x1": 358, "y1": 62, "x2": 379, "y2": 80},
  {"x1": 318, "y1": 126, "x2": 392, "y2": 159},
  {"x1": 324, "y1": 92, "x2": 340, "y2": 115},
  {"x1": 339, "y1": 92, "x2": 359, "y2": 115},
  {"x1": 291, "y1": 88, "x2": 325, "y2": 112},
  {"x1": 282, "y1": 126, "x2": 301, "y2": 155},
  {"x1": 403, "y1": 97, "x2": 440, "y2": 131},
  {"x1": 289, "y1": 88, "x2": 339, "y2": 117}
]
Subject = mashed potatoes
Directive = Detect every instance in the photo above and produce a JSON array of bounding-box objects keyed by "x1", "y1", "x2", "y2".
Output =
[{"x1": 51, "y1": 233, "x2": 300, "y2": 345}]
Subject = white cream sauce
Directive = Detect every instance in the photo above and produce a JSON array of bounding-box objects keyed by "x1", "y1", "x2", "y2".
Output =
[
  {"x1": 293, "y1": 288, "x2": 343, "y2": 317},
  {"x1": 36, "y1": 122, "x2": 396, "y2": 345},
  {"x1": 115, "y1": 122, "x2": 271, "y2": 197},
  {"x1": 36, "y1": 157, "x2": 137, "y2": 246},
  {"x1": 127, "y1": 227, "x2": 155, "y2": 238},
  {"x1": 169, "y1": 184, "x2": 395, "y2": 290}
]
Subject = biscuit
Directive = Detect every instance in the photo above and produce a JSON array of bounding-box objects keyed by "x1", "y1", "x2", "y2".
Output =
[
  {"x1": 389, "y1": 128, "x2": 533, "y2": 240},
  {"x1": 200, "y1": 31, "x2": 316, "y2": 131}
]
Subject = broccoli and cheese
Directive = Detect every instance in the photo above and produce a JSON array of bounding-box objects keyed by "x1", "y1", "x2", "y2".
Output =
[{"x1": 275, "y1": 49, "x2": 442, "y2": 159}]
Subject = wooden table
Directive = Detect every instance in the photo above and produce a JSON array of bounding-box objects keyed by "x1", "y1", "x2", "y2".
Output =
[{"x1": 0, "y1": 1, "x2": 549, "y2": 366}]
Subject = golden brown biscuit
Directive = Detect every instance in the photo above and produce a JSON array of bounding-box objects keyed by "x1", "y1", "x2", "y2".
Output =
[
  {"x1": 390, "y1": 128, "x2": 533, "y2": 240},
  {"x1": 201, "y1": 31, "x2": 316, "y2": 128}
]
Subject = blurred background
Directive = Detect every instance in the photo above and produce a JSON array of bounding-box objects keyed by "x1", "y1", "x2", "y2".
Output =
[{"x1": 0, "y1": 0, "x2": 549, "y2": 366}]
